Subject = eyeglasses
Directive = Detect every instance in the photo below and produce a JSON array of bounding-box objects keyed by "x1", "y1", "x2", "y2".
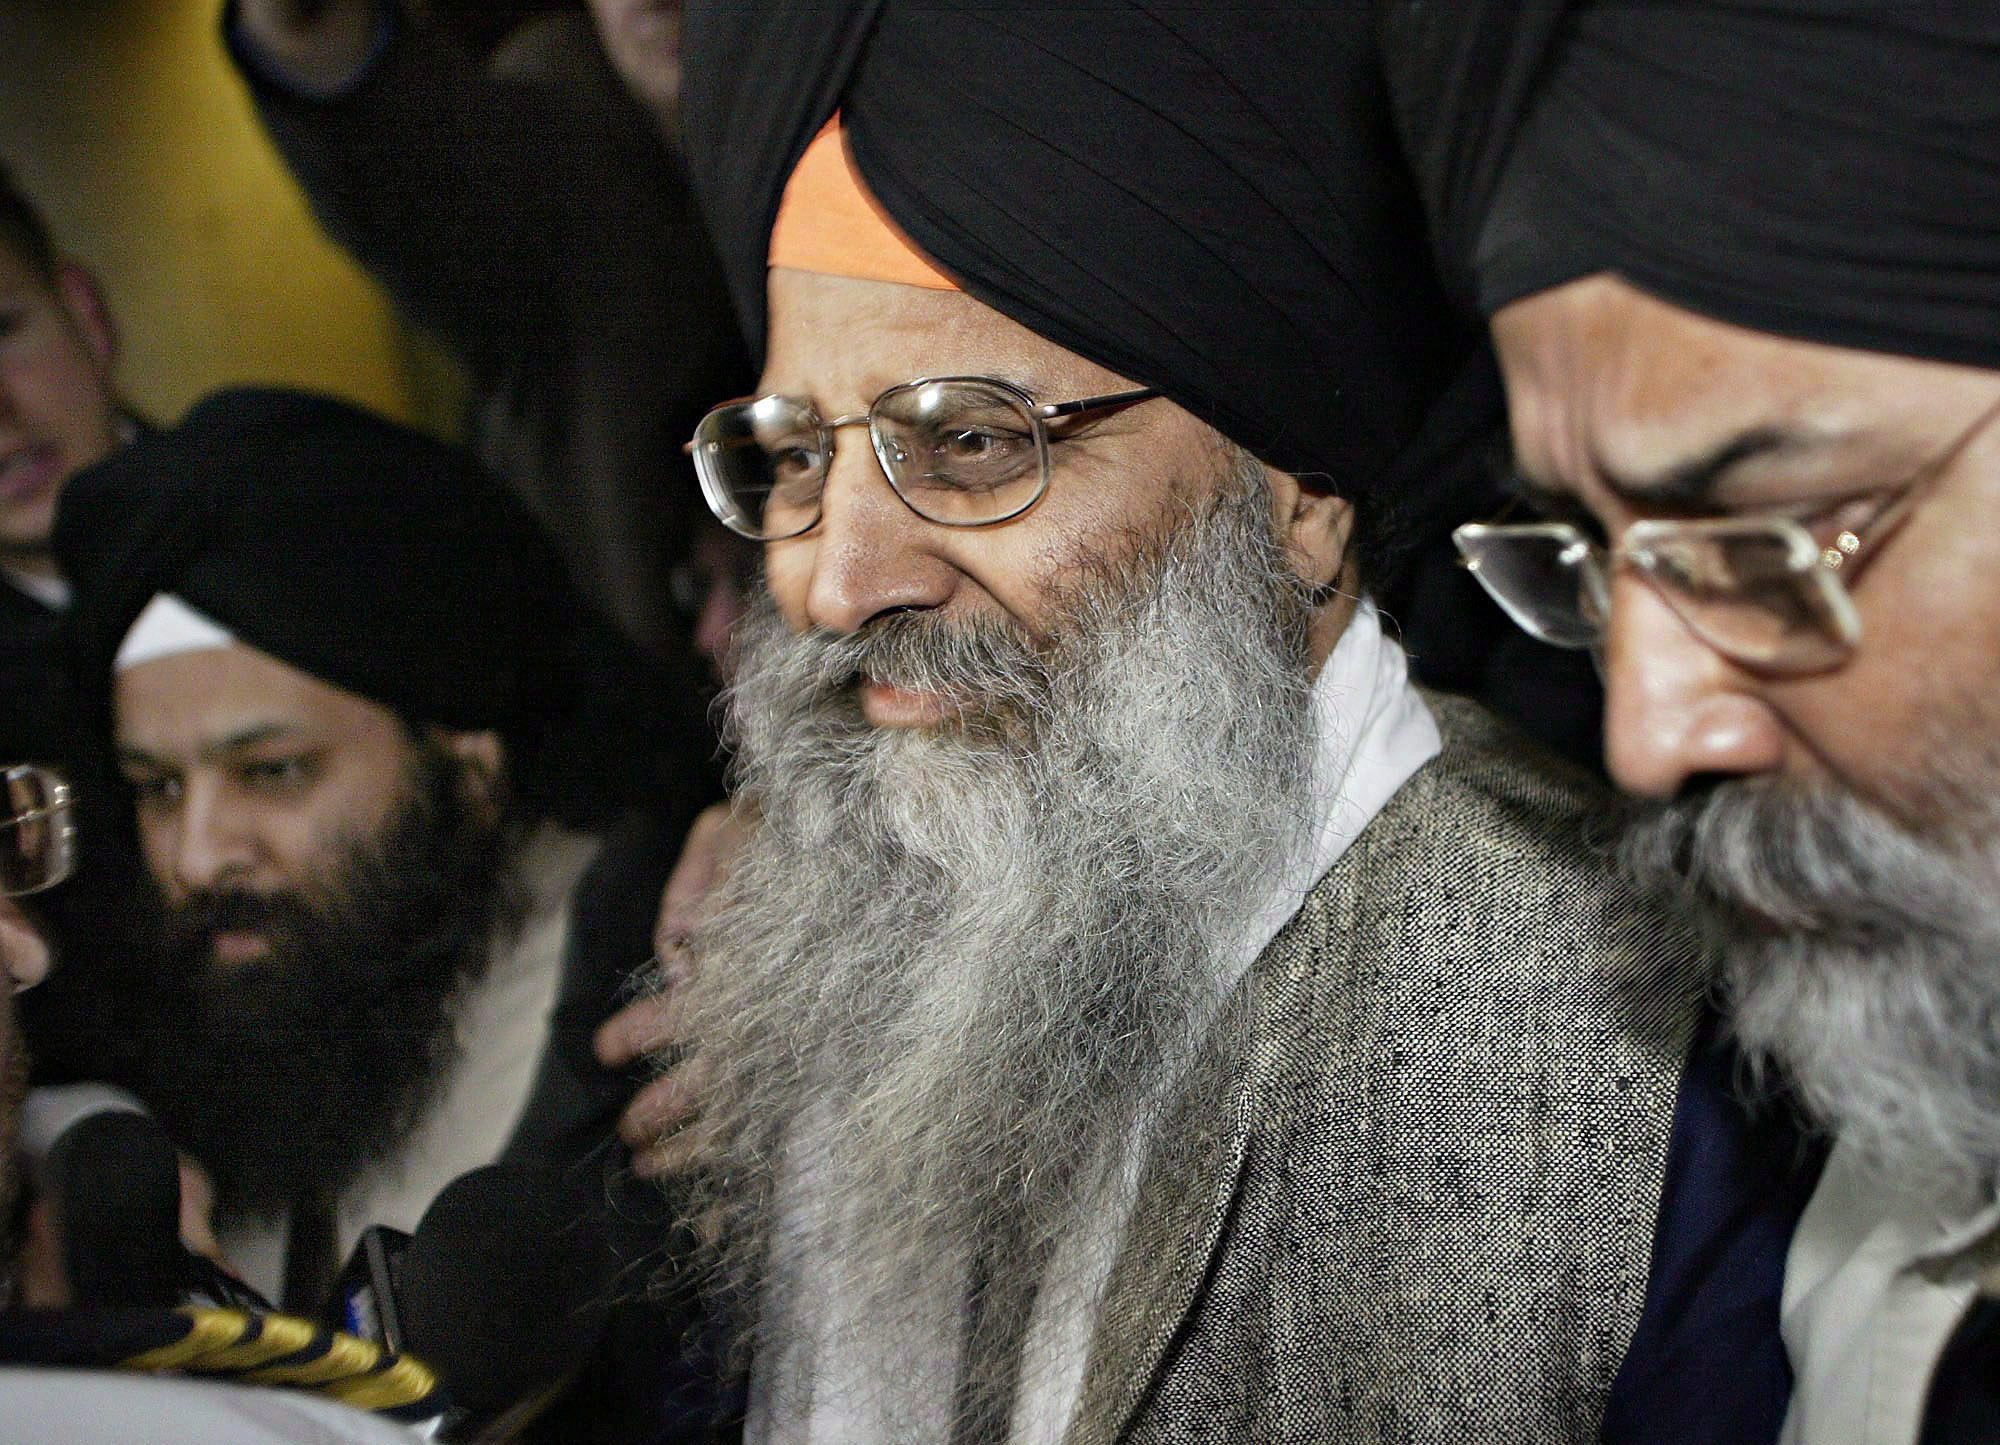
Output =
[
  {"x1": 1, "y1": 765, "x2": 75, "y2": 897},
  {"x1": 687, "y1": 376, "x2": 1161, "y2": 540},
  {"x1": 1453, "y1": 395, "x2": 2000, "y2": 674}
]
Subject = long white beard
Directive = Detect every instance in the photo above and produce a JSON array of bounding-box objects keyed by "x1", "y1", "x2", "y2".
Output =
[
  {"x1": 675, "y1": 466, "x2": 1318, "y2": 1428},
  {"x1": 1621, "y1": 778, "x2": 2000, "y2": 1207}
]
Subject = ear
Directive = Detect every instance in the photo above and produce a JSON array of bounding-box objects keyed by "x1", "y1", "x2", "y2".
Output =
[
  {"x1": 441, "y1": 730, "x2": 507, "y2": 822},
  {"x1": 1267, "y1": 465, "x2": 1356, "y2": 592},
  {"x1": 53, "y1": 261, "x2": 117, "y2": 376}
]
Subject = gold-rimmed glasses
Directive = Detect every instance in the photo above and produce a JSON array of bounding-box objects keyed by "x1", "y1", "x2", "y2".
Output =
[{"x1": 1453, "y1": 394, "x2": 2000, "y2": 673}]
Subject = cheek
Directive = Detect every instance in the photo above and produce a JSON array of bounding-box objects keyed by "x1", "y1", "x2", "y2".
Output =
[
  {"x1": 762, "y1": 541, "x2": 810, "y2": 631},
  {"x1": 133, "y1": 814, "x2": 176, "y2": 890},
  {"x1": 0, "y1": 341, "x2": 115, "y2": 448},
  {"x1": 1772, "y1": 546, "x2": 2000, "y2": 813},
  {"x1": 0, "y1": 909, "x2": 49, "y2": 993},
  {"x1": 300, "y1": 745, "x2": 424, "y2": 867}
]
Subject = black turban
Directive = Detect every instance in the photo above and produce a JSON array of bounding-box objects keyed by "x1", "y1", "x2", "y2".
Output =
[
  {"x1": 56, "y1": 387, "x2": 714, "y2": 827},
  {"x1": 679, "y1": 0, "x2": 1503, "y2": 581},
  {"x1": 1385, "y1": 0, "x2": 2000, "y2": 368}
]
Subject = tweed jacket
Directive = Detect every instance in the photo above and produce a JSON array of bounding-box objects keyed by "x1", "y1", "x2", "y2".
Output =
[{"x1": 1070, "y1": 696, "x2": 1701, "y2": 1444}]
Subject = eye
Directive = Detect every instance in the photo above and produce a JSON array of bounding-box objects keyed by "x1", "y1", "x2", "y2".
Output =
[
  {"x1": 764, "y1": 441, "x2": 826, "y2": 501},
  {"x1": 124, "y1": 771, "x2": 183, "y2": 810},
  {"x1": 238, "y1": 754, "x2": 320, "y2": 793},
  {"x1": 939, "y1": 427, "x2": 1021, "y2": 461},
  {"x1": 908, "y1": 425, "x2": 1036, "y2": 493}
]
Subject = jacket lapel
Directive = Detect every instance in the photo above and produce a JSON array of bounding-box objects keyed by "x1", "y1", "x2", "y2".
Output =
[{"x1": 1066, "y1": 996, "x2": 1257, "y2": 1445}]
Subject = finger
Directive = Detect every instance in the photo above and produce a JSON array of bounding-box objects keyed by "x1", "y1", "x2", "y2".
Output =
[
  {"x1": 655, "y1": 800, "x2": 759, "y2": 954},
  {"x1": 621, "y1": 1054, "x2": 716, "y2": 1177},
  {"x1": 654, "y1": 808, "x2": 728, "y2": 956},
  {"x1": 593, "y1": 991, "x2": 681, "y2": 1068},
  {"x1": 633, "y1": 1113, "x2": 720, "y2": 1180},
  {"x1": 177, "y1": 1157, "x2": 224, "y2": 1261},
  {"x1": 617, "y1": 1067, "x2": 698, "y2": 1151}
]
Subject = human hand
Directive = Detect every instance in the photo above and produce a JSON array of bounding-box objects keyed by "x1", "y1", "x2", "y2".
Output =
[
  {"x1": 176, "y1": 1155, "x2": 226, "y2": 1266},
  {"x1": 594, "y1": 801, "x2": 752, "y2": 1177}
]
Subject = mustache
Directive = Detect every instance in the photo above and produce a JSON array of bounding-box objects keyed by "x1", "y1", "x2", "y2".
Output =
[
  {"x1": 1619, "y1": 777, "x2": 1976, "y2": 945},
  {"x1": 726, "y1": 604, "x2": 1056, "y2": 735},
  {"x1": 160, "y1": 889, "x2": 316, "y2": 954}
]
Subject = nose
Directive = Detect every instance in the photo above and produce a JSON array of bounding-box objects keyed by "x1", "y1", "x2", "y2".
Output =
[
  {"x1": 1599, "y1": 573, "x2": 1787, "y2": 799},
  {"x1": 165, "y1": 782, "x2": 258, "y2": 897},
  {"x1": 787, "y1": 427, "x2": 958, "y2": 635}
]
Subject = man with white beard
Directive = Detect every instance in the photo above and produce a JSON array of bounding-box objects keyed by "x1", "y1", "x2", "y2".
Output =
[
  {"x1": 619, "y1": 6, "x2": 1712, "y2": 1441},
  {"x1": 1388, "y1": 1, "x2": 2000, "y2": 1440}
]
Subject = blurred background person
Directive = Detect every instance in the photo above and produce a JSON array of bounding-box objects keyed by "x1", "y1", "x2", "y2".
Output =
[
  {"x1": 0, "y1": 768, "x2": 447, "y2": 1442},
  {"x1": 54, "y1": 387, "x2": 709, "y2": 1314},
  {"x1": 0, "y1": 162, "x2": 126, "y2": 771},
  {"x1": 225, "y1": 0, "x2": 750, "y2": 666}
]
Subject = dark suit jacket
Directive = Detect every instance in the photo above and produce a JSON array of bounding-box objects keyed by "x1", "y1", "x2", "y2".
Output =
[{"x1": 0, "y1": 578, "x2": 65, "y2": 767}]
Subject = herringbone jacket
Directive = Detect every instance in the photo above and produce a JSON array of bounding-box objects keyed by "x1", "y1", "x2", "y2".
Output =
[{"x1": 1070, "y1": 696, "x2": 1701, "y2": 1444}]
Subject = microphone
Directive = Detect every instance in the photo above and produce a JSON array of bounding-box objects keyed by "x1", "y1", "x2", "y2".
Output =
[
  {"x1": 17, "y1": 1083, "x2": 268, "y2": 1312},
  {"x1": 323, "y1": 1222, "x2": 411, "y2": 1351},
  {"x1": 21, "y1": 1085, "x2": 182, "y2": 1309},
  {"x1": 394, "y1": 1162, "x2": 620, "y2": 1441}
]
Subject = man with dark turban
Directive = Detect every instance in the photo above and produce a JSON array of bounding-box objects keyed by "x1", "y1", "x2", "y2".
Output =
[
  {"x1": 51, "y1": 387, "x2": 710, "y2": 1315},
  {"x1": 1387, "y1": 2, "x2": 2000, "y2": 1440},
  {"x1": 609, "y1": 4, "x2": 1707, "y2": 1439}
]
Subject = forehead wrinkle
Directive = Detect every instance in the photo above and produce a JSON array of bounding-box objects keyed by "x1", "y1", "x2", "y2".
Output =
[{"x1": 762, "y1": 269, "x2": 1132, "y2": 413}]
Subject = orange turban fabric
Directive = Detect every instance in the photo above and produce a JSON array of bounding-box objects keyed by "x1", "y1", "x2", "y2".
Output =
[{"x1": 768, "y1": 116, "x2": 958, "y2": 291}]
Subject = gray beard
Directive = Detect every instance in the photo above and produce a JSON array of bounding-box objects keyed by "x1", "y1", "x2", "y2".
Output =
[
  {"x1": 676, "y1": 462, "x2": 1319, "y2": 1425},
  {"x1": 1621, "y1": 779, "x2": 2000, "y2": 1207}
]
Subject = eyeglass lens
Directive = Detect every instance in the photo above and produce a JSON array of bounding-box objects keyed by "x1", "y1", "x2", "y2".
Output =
[
  {"x1": 0, "y1": 766, "x2": 74, "y2": 897},
  {"x1": 1632, "y1": 531, "x2": 1855, "y2": 670},
  {"x1": 693, "y1": 380, "x2": 1047, "y2": 539},
  {"x1": 1454, "y1": 527, "x2": 1602, "y2": 649},
  {"x1": 1458, "y1": 522, "x2": 1859, "y2": 671},
  {"x1": 869, "y1": 380, "x2": 1044, "y2": 526}
]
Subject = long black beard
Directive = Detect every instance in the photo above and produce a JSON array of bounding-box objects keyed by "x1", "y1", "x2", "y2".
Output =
[{"x1": 129, "y1": 753, "x2": 515, "y2": 1222}]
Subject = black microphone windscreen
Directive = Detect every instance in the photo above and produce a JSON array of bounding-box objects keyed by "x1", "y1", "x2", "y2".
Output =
[
  {"x1": 396, "y1": 1163, "x2": 619, "y2": 1425},
  {"x1": 45, "y1": 1110, "x2": 185, "y2": 1310}
]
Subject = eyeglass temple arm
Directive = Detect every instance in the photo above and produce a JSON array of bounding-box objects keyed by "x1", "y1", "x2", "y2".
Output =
[{"x1": 1035, "y1": 387, "x2": 1160, "y2": 420}]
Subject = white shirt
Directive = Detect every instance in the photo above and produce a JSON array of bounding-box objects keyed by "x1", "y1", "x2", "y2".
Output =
[
  {"x1": 1779, "y1": 1140, "x2": 2000, "y2": 1445},
  {"x1": 753, "y1": 601, "x2": 1441, "y2": 1444},
  {"x1": 221, "y1": 826, "x2": 598, "y2": 1301}
]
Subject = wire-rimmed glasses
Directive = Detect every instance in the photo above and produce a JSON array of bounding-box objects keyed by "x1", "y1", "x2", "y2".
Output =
[
  {"x1": 1, "y1": 765, "x2": 75, "y2": 898},
  {"x1": 687, "y1": 376, "x2": 1161, "y2": 540},
  {"x1": 1454, "y1": 515, "x2": 1868, "y2": 672},
  {"x1": 1453, "y1": 395, "x2": 2000, "y2": 674}
]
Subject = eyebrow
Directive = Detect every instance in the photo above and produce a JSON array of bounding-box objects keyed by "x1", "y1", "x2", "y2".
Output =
[
  {"x1": 1596, "y1": 426, "x2": 1817, "y2": 510},
  {"x1": 118, "y1": 722, "x2": 305, "y2": 771}
]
